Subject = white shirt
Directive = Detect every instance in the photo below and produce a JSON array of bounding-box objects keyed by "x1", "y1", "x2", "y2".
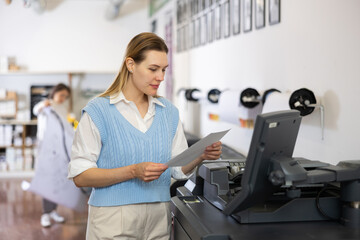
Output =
[{"x1": 68, "y1": 92, "x2": 192, "y2": 180}]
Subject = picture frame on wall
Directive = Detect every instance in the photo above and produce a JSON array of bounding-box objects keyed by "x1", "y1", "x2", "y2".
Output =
[
  {"x1": 255, "y1": 0, "x2": 265, "y2": 29},
  {"x1": 181, "y1": 0, "x2": 187, "y2": 23},
  {"x1": 233, "y1": 0, "x2": 241, "y2": 35},
  {"x1": 223, "y1": 0, "x2": 230, "y2": 38},
  {"x1": 269, "y1": 0, "x2": 280, "y2": 25},
  {"x1": 190, "y1": 20, "x2": 195, "y2": 48},
  {"x1": 243, "y1": 0, "x2": 252, "y2": 32},
  {"x1": 176, "y1": 0, "x2": 181, "y2": 24},
  {"x1": 200, "y1": 0, "x2": 206, "y2": 12},
  {"x1": 181, "y1": 26, "x2": 186, "y2": 51},
  {"x1": 194, "y1": 0, "x2": 199, "y2": 15},
  {"x1": 185, "y1": 0, "x2": 190, "y2": 21},
  {"x1": 190, "y1": 0, "x2": 194, "y2": 17},
  {"x1": 179, "y1": 0, "x2": 184, "y2": 24},
  {"x1": 207, "y1": 9, "x2": 214, "y2": 43},
  {"x1": 179, "y1": 27, "x2": 184, "y2": 52},
  {"x1": 191, "y1": 0, "x2": 195, "y2": 16},
  {"x1": 181, "y1": 27, "x2": 185, "y2": 51},
  {"x1": 205, "y1": 0, "x2": 211, "y2": 9},
  {"x1": 201, "y1": 14, "x2": 207, "y2": 45},
  {"x1": 184, "y1": 24, "x2": 189, "y2": 50},
  {"x1": 177, "y1": 28, "x2": 181, "y2": 52},
  {"x1": 195, "y1": 17, "x2": 201, "y2": 46},
  {"x1": 215, "y1": 3, "x2": 221, "y2": 39}
]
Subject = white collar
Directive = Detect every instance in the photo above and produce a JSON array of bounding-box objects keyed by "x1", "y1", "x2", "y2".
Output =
[{"x1": 109, "y1": 91, "x2": 165, "y2": 108}]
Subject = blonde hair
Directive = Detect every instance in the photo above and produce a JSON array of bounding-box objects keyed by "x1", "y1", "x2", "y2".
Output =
[{"x1": 99, "y1": 32, "x2": 168, "y2": 98}]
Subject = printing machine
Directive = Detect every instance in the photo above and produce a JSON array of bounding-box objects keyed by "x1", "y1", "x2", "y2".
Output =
[{"x1": 171, "y1": 110, "x2": 360, "y2": 240}]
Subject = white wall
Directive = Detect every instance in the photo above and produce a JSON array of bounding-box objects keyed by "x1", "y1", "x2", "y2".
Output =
[
  {"x1": 1, "y1": 0, "x2": 359, "y2": 165},
  {"x1": 170, "y1": 0, "x2": 360, "y2": 165},
  {"x1": 0, "y1": 0, "x2": 149, "y2": 119},
  {"x1": 0, "y1": 0, "x2": 148, "y2": 72}
]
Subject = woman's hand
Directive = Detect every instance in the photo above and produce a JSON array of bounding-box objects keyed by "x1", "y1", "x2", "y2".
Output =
[
  {"x1": 201, "y1": 141, "x2": 222, "y2": 161},
  {"x1": 181, "y1": 141, "x2": 222, "y2": 175},
  {"x1": 133, "y1": 162, "x2": 168, "y2": 182},
  {"x1": 44, "y1": 99, "x2": 51, "y2": 107}
]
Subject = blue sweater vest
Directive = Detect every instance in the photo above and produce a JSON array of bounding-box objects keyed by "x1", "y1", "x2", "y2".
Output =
[{"x1": 82, "y1": 97, "x2": 179, "y2": 207}]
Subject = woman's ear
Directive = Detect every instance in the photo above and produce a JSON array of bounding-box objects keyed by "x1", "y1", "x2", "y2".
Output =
[{"x1": 125, "y1": 57, "x2": 135, "y2": 73}]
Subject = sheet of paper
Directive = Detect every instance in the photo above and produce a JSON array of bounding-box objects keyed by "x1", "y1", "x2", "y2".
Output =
[{"x1": 166, "y1": 129, "x2": 230, "y2": 167}]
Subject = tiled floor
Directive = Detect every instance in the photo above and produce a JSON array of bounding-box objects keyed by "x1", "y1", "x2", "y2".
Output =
[{"x1": 0, "y1": 178, "x2": 87, "y2": 240}]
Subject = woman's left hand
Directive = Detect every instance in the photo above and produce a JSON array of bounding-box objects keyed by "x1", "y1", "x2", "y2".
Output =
[{"x1": 201, "y1": 141, "x2": 222, "y2": 160}]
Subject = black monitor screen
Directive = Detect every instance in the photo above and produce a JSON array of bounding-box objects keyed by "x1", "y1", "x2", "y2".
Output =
[{"x1": 223, "y1": 110, "x2": 302, "y2": 215}]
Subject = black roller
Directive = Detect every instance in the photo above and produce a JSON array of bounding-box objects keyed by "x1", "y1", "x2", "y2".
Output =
[
  {"x1": 207, "y1": 88, "x2": 221, "y2": 103},
  {"x1": 185, "y1": 88, "x2": 200, "y2": 102},
  {"x1": 289, "y1": 88, "x2": 316, "y2": 116},
  {"x1": 240, "y1": 88, "x2": 260, "y2": 108},
  {"x1": 262, "y1": 88, "x2": 281, "y2": 105}
]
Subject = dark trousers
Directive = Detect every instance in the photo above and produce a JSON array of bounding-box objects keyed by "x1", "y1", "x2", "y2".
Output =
[{"x1": 42, "y1": 198, "x2": 57, "y2": 214}]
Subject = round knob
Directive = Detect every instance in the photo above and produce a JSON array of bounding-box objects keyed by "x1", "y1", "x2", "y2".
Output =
[{"x1": 268, "y1": 170, "x2": 285, "y2": 186}]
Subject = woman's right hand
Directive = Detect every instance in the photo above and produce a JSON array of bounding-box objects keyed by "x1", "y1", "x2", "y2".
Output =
[
  {"x1": 133, "y1": 162, "x2": 168, "y2": 182},
  {"x1": 44, "y1": 99, "x2": 51, "y2": 107}
]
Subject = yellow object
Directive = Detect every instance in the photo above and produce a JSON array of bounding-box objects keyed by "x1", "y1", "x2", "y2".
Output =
[
  {"x1": 208, "y1": 113, "x2": 220, "y2": 121},
  {"x1": 73, "y1": 120, "x2": 79, "y2": 130},
  {"x1": 239, "y1": 118, "x2": 254, "y2": 129},
  {"x1": 67, "y1": 113, "x2": 78, "y2": 130},
  {"x1": 67, "y1": 113, "x2": 76, "y2": 123}
]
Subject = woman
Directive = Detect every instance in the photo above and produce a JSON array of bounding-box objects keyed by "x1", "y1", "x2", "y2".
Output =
[
  {"x1": 33, "y1": 83, "x2": 71, "y2": 227},
  {"x1": 68, "y1": 32, "x2": 222, "y2": 239}
]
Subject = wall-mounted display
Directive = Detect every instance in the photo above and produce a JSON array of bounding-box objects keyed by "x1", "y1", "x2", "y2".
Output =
[
  {"x1": 215, "y1": 4, "x2": 221, "y2": 39},
  {"x1": 269, "y1": 0, "x2": 280, "y2": 25},
  {"x1": 223, "y1": 0, "x2": 230, "y2": 38},
  {"x1": 175, "y1": 0, "x2": 282, "y2": 53},
  {"x1": 233, "y1": 0, "x2": 241, "y2": 35},
  {"x1": 243, "y1": 0, "x2": 252, "y2": 32}
]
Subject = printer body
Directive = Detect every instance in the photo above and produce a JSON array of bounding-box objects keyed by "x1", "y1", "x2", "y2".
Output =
[{"x1": 171, "y1": 111, "x2": 360, "y2": 240}]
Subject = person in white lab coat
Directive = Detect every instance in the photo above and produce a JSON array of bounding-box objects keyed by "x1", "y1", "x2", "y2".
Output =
[{"x1": 33, "y1": 83, "x2": 71, "y2": 227}]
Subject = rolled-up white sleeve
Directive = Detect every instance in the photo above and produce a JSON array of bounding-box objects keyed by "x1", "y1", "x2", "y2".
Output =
[
  {"x1": 67, "y1": 112, "x2": 101, "y2": 179},
  {"x1": 171, "y1": 121, "x2": 196, "y2": 180},
  {"x1": 33, "y1": 100, "x2": 46, "y2": 116}
]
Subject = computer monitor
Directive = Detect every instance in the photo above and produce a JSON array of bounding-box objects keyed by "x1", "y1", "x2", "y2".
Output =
[{"x1": 223, "y1": 110, "x2": 302, "y2": 215}]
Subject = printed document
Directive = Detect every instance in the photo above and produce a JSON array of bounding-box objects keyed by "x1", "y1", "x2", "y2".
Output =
[{"x1": 166, "y1": 129, "x2": 230, "y2": 167}]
